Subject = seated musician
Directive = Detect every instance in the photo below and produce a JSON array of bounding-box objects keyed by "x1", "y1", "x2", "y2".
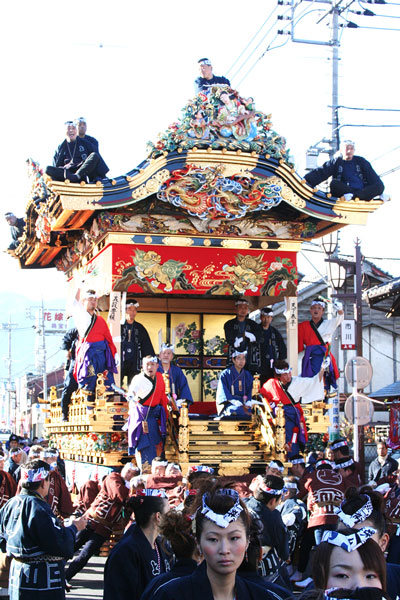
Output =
[
  {"x1": 126, "y1": 356, "x2": 169, "y2": 472},
  {"x1": 216, "y1": 350, "x2": 254, "y2": 417},
  {"x1": 157, "y1": 343, "x2": 193, "y2": 408}
]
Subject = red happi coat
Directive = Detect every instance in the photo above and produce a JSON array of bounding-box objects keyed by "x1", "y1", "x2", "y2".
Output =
[
  {"x1": 260, "y1": 378, "x2": 308, "y2": 443},
  {"x1": 298, "y1": 320, "x2": 340, "y2": 379},
  {"x1": 85, "y1": 471, "x2": 129, "y2": 538},
  {"x1": 0, "y1": 471, "x2": 17, "y2": 508}
]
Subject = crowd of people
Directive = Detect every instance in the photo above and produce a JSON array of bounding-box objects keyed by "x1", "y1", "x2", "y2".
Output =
[{"x1": 0, "y1": 437, "x2": 399, "y2": 599}]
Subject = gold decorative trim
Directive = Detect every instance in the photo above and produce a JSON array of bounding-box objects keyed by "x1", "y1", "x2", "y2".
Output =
[
  {"x1": 221, "y1": 239, "x2": 252, "y2": 249},
  {"x1": 162, "y1": 236, "x2": 194, "y2": 247},
  {"x1": 131, "y1": 168, "x2": 170, "y2": 200}
]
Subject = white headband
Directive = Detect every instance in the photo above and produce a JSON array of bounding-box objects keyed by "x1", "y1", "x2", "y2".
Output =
[
  {"x1": 126, "y1": 301, "x2": 139, "y2": 308},
  {"x1": 160, "y1": 343, "x2": 174, "y2": 352},
  {"x1": 201, "y1": 489, "x2": 243, "y2": 528},
  {"x1": 137, "y1": 489, "x2": 167, "y2": 498},
  {"x1": 321, "y1": 527, "x2": 376, "y2": 552},
  {"x1": 257, "y1": 476, "x2": 283, "y2": 495},
  {"x1": 275, "y1": 366, "x2": 292, "y2": 375},
  {"x1": 261, "y1": 309, "x2": 274, "y2": 316},
  {"x1": 153, "y1": 459, "x2": 168, "y2": 467},
  {"x1": 284, "y1": 482, "x2": 298, "y2": 490},
  {"x1": 311, "y1": 300, "x2": 326, "y2": 308},
  {"x1": 291, "y1": 457, "x2": 305, "y2": 465},
  {"x1": 143, "y1": 356, "x2": 158, "y2": 364},
  {"x1": 316, "y1": 459, "x2": 334, "y2": 468},
  {"x1": 334, "y1": 495, "x2": 373, "y2": 528},
  {"x1": 232, "y1": 350, "x2": 247, "y2": 358},
  {"x1": 82, "y1": 291, "x2": 97, "y2": 300},
  {"x1": 40, "y1": 450, "x2": 58, "y2": 458},
  {"x1": 268, "y1": 461, "x2": 284, "y2": 472},
  {"x1": 189, "y1": 465, "x2": 214, "y2": 474},
  {"x1": 335, "y1": 458, "x2": 354, "y2": 470},
  {"x1": 331, "y1": 440, "x2": 348, "y2": 450}
]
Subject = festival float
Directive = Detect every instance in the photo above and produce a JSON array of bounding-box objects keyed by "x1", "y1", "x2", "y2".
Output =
[{"x1": 11, "y1": 86, "x2": 384, "y2": 482}]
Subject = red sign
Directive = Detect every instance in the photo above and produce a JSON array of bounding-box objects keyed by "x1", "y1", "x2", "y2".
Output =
[
  {"x1": 111, "y1": 243, "x2": 297, "y2": 297},
  {"x1": 389, "y1": 403, "x2": 400, "y2": 450}
]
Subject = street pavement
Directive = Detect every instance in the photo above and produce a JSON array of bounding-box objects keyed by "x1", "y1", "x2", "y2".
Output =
[{"x1": 68, "y1": 556, "x2": 106, "y2": 599}]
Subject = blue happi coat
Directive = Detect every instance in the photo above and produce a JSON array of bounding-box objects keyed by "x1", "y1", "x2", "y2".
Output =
[{"x1": 0, "y1": 489, "x2": 77, "y2": 600}]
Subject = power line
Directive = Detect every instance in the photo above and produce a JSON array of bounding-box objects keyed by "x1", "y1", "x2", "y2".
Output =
[
  {"x1": 234, "y1": 2, "x2": 322, "y2": 87},
  {"x1": 338, "y1": 105, "x2": 400, "y2": 112},
  {"x1": 231, "y1": 3, "x2": 294, "y2": 82},
  {"x1": 226, "y1": 5, "x2": 280, "y2": 76}
]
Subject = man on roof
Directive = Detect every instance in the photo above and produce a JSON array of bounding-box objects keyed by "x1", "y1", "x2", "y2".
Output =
[
  {"x1": 304, "y1": 139, "x2": 384, "y2": 201},
  {"x1": 45, "y1": 120, "x2": 109, "y2": 183},
  {"x1": 194, "y1": 58, "x2": 230, "y2": 94},
  {"x1": 75, "y1": 117, "x2": 99, "y2": 152}
]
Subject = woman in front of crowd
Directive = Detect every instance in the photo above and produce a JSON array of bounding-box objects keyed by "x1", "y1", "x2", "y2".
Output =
[
  {"x1": 334, "y1": 487, "x2": 400, "y2": 599},
  {"x1": 307, "y1": 527, "x2": 387, "y2": 598},
  {"x1": 103, "y1": 490, "x2": 170, "y2": 600},
  {"x1": 149, "y1": 485, "x2": 282, "y2": 600}
]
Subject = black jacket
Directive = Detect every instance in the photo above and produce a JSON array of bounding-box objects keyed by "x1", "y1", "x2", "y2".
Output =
[
  {"x1": 104, "y1": 524, "x2": 170, "y2": 600},
  {"x1": 305, "y1": 155, "x2": 383, "y2": 190},
  {"x1": 150, "y1": 561, "x2": 279, "y2": 600}
]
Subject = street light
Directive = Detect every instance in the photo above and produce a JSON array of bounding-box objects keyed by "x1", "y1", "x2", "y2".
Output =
[
  {"x1": 320, "y1": 232, "x2": 339, "y2": 257},
  {"x1": 327, "y1": 260, "x2": 347, "y2": 291}
]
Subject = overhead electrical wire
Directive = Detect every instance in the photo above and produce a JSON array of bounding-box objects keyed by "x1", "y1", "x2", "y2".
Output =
[
  {"x1": 225, "y1": 4, "x2": 280, "y2": 76},
  {"x1": 234, "y1": 3, "x2": 324, "y2": 87},
  {"x1": 230, "y1": 2, "x2": 295, "y2": 82}
]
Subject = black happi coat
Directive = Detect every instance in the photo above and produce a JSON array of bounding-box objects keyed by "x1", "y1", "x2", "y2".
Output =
[
  {"x1": 224, "y1": 317, "x2": 261, "y2": 373},
  {"x1": 104, "y1": 523, "x2": 169, "y2": 600},
  {"x1": 141, "y1": 557, "x2": 197, "y2": 600},
  {"x1": 150, "y1": 561, "x2": 281, "y2": 600},
  {"x1": 0, "y1": 489, "x2": 77, "y2": 600},
  {"x1": 121, "y1": 321, "x2": 155, "y2": 375}
]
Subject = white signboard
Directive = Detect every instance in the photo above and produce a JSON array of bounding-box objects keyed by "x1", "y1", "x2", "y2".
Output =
[
  {"x1": 341, "y1": 319, "x2": 356, "y2": 350},
  {"x1": 42, "y1": 310, "x2": 67, "y2": 334}
]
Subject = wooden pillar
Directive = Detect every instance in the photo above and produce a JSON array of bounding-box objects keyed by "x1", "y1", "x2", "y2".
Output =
[
  {"x1": 285, "y1": 296, "x2": 298, "y2": 376},
  {"x1": 107, "y1": 291, "x2": 122, "y2": 387}
]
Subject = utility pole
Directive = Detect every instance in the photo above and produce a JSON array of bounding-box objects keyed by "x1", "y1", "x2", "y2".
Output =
[
  {"x1": 0, "y1": 316, "x2": 18, "y2": 428},
  {"x1": 331, "y1": 2, "x2": 340, "y2": 154},
  {"x1": 41, "y1": 299, "x2": 47, "y2": 406}
]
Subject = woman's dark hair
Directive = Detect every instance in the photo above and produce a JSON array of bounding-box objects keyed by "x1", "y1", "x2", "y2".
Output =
[
  {"x1": 126, "y1": 496, "x2": 167, "y2": 528},
  {"x1": 21, "y1": 459, "x2": 50, "y2": 491},
  {"x1": 187, "y1": 470, "x2": 216, "y2": 487},
  {"x1": 340, "y1": 488, "x2": 387, "y2": 537},
  {"x1": 192, "y1": 483, "x2": 251, "y2": 541},
  {"x1": 237, "y1": 515, "x2": 263, "y2": 573},
  {"x1": 159, "y1": 509, "x2": 196, "y2": 559},
  {"x1": 253, "y1": 474, "x2": 284, "y2": 504},
  {"x1": 312, "y1": 528, "x2": 386, "y2": 591}
]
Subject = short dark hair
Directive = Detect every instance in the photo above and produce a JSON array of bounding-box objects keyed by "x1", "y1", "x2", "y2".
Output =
[
  {"x1": 20, "y1": 459, "x2": 50, "y2": 491},
  {"x1": 254, "y1": 474, "x2": 284, "y2": 504}
]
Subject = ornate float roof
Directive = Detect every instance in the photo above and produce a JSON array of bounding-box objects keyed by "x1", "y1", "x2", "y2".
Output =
[{"x1": 11, "y1": 86, "x2": 383, "y2": 273}]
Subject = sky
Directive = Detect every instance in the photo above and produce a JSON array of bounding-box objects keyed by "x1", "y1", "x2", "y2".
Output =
[{"x1": 1, "y1": 0, "x2": 400, "y2": 372}]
